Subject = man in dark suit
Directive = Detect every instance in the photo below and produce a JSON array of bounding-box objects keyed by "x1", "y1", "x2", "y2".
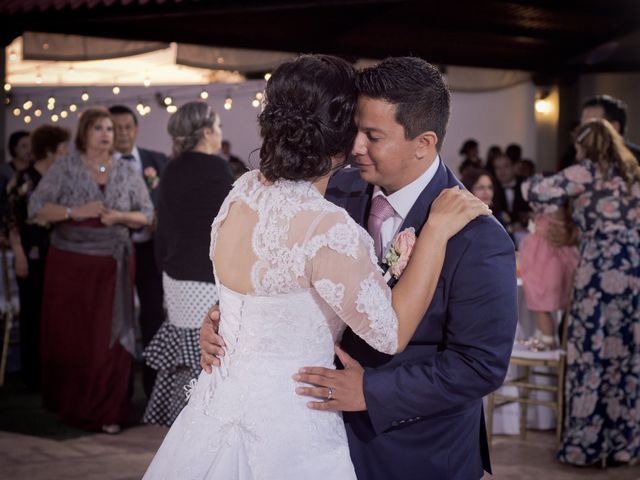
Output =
[
  {"x1": 109, "y1": 105, "x2": 168, "y2": 399},
  {"x1": 493, "y1": 153, "x2": 530, "y2": 234},
  {"x1": 199, "y1": 58, "x2": 517, "y2": 479},
  {"x1": 581, "y1": 94, "x2": 640, "y2": 161},
  {"x1": 294, "y1": 58, "x2": 517, "y2": 479}
]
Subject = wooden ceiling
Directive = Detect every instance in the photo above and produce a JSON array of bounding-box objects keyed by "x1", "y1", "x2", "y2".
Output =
[{"x1": 1, "y1": 0, "x2": 639, "y2": 73}]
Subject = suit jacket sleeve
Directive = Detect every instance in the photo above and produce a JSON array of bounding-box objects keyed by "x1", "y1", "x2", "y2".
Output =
[{"x1": 363, "y1": 221, "x2": 517, "y2": 435}]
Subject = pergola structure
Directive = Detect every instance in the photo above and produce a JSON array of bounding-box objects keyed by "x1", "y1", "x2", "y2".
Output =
[
  {"x1": 1, "y1": 1, "x2": 639, "y2": 163},
  {"x1": 1, "y1": 0, "x2": 640, "y2": 73}
]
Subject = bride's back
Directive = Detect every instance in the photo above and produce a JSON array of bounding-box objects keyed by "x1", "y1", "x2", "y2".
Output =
[{"x1": 211, "y1": 170, "x2": 346, "y2": 296}]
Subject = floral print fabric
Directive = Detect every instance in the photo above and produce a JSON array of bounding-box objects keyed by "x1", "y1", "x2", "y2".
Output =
[{"x1": 525, "y1": 160, "x2": 640, "y2": 465}]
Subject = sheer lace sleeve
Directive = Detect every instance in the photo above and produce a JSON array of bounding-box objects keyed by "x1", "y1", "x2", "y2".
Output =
[{"x1": 306, "y1": 210, "x2": 398, "y2": 354}]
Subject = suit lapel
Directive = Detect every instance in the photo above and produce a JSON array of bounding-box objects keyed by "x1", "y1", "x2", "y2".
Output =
[
  {"x1": 138, "y1": 148, "x2": 151, "y2": 171},
  {"x1": 399, "y1": 159, "x2": 449, "y2": 235}
]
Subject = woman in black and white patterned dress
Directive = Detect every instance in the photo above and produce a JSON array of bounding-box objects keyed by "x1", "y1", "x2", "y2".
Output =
[{"x1": 142, "y1": 101, "x2": 235, "y2": 426}]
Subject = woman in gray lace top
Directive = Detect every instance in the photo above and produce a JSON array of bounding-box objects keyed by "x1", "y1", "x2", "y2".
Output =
[{"x1": 28, "y1": 107, "x2": 153, "y2": 434}]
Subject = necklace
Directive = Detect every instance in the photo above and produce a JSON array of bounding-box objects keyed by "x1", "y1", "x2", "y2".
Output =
[{"x1": 97, "y1": 163, "x2": 108, "y2": 173}]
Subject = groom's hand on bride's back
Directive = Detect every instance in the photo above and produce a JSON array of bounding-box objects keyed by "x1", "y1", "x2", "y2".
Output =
[{"x1": 199, "y1": 305, "x2": 226, "y2": 373}]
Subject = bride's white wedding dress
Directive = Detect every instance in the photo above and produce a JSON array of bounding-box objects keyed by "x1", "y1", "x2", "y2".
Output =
[{"x1": 143, "y1": 171, "x2": 399, "y2": 479}]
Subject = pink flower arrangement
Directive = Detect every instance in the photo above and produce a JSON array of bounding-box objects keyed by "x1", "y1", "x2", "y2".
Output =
[
  {"x1": 144, "y1": 166, "x2": 160, "y2": 190},
  {"x1": 383, "y1": 227, "x2": 416, "y2": 278}
]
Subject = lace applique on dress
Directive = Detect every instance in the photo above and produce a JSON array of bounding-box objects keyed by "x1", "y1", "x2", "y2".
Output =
[
  {"x1": 313, "y1": 279, "x2": 346, "y2": 311},
  {"x1": 355, "y1": 273, "x2": 398, "y2": 354}
]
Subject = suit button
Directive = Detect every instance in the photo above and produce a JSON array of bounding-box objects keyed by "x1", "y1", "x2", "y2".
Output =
[{"x1": 391, "y1": 421, "x2": 399, "y2": 427}]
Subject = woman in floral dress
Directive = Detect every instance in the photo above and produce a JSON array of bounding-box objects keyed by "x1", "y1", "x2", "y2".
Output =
[{"x1": 524, "y1": 119, "x2": 640, "y2": 466}]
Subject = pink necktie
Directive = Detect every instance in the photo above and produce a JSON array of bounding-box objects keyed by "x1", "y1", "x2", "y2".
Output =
[{"x1": 368, "y1": 195, "x2": 395, "y2": 259}]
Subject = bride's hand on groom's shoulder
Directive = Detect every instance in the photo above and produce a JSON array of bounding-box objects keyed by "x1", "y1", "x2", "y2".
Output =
[
  {"x1": 426, "y1": 187, "x2": 492, "y2": 240},
  {"x1": 199, "y1": 305, "x2": 226, "y2": 373}
]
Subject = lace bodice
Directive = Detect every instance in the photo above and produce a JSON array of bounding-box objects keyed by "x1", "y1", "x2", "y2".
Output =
[
  {"x1": 209, "y1": 170, "x2": 398, "y2": 355},
  {"x1": 143, "y1": 171, "x2": 396, "y2": 479}
]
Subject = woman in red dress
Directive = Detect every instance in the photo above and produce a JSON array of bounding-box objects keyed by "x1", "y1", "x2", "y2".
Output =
[{"x1": 28, "y1": 108, "x2": 154, "y2": 433}]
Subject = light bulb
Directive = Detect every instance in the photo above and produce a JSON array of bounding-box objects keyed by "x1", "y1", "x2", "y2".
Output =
[{"x1": 535, "y1": 99, "x2": 552, "y2": 115}]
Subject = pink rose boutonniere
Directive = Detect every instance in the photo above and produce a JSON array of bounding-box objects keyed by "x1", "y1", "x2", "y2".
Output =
[
  {"x1": 383, "y1": 227, "x2": 416, "y2": 282},
  {"x1": 143, "y1": 166, "x2": 160, "y2": 190}
]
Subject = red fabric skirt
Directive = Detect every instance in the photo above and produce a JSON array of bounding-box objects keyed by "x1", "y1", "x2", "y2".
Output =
[{"x1": 41, "y1": 230, "x2": 134, "y2": 429}]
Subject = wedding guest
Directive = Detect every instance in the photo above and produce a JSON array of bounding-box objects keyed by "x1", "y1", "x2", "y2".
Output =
[
  {"x1": 518, "y1": 208, "x2": 579, "y2": 350},
  {"x1": 8, "y1": 124, "x2": 70, "y2": 391},
  {"x1": 461, "y1": 168, "x2": 510, "y2": 233},
  {"x1": 220, "y1": 139, "x2": 249, "y2": 179},
  {"x1": 28, "y1": 108, "x2": 154, "y2": 433},
  {"x1": 143, "y1": 101, "x2": 233, "y2": 426},
  {"x1": 458, "y1": 138, "x2": 482, "y2": 176},
  {"x1": 505, "y1": 143, "x2": 522, "y2": 164},
  {"x1": 514, "y1": 158, "x2": 535, "y2": 180},
  {"x1": 494, "y1": 153, "x2": 530, "y2": 236},
  {"x1": 581, "y1": 94, "x2": 640, "y2": 161},
  {"x1": 1, "y1": 131, "x2": 32, "y2": 233},
  {"x1": 524, "y1": 118, "x2": 640, "y2": 466},
  {"x1": 485, "y1": 144, "x2": 502, "y2": 176},
  {"x1": 108, "y1": 105, "x2": 168, "y2": 401}
]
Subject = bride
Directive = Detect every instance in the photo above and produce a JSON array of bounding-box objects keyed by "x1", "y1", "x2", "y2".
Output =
[{"x1": 143, "y1": 54, "x2": 489, "y2": 479}]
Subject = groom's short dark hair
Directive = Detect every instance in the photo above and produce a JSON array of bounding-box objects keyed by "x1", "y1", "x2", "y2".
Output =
[{"x1": 357, "y1": 57, "x2": 450, "y2": 150}]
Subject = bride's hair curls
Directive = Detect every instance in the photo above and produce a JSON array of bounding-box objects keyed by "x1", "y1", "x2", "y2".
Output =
[{"x1": 259, "y1": 55, "x2": 357, "y2": 182}]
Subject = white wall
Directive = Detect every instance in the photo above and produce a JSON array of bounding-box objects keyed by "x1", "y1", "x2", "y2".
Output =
[
  {"x1": 4, "y1": 81, "x2": 265, "y2": 165},
  {"x1": 442, "y1": 81, "x2": 537, "y2": 174},
  {"x1": 5, "y1": 79, "x2": 539, "y2": 175}
]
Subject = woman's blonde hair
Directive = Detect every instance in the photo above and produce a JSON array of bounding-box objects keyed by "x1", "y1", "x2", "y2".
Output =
[{"x1": 574, "y1": 119, "x2": 640, "y2": 192}]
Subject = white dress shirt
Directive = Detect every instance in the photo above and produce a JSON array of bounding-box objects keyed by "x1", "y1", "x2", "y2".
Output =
[
  {"x1": 371, "y1": 156, "x2": 440, "y2": 257},
  {"x1": 114, "y1": 145, "x2": 143, "y2": 174}
]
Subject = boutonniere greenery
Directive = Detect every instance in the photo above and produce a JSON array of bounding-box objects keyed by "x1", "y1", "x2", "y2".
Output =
[
  {"x1": 143, "y1": 166, "x2": 160, "y2": 190},
  {"x1": 382, "y1": 227, "x2": 416, "y2": 284}
]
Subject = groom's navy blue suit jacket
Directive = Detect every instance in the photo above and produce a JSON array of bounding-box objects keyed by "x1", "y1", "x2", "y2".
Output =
[{"x1": 326, "y1": 160, "x2": 518, "y2": 480}]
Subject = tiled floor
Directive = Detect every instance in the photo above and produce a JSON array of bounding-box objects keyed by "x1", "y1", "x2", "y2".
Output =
[{"x1": 1, "y1": 426, "x2": 638, "y2": 480}]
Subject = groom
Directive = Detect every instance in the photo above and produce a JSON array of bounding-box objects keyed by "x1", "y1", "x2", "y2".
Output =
[{"x1": 201, "y1": 57, "x2": 517, "y2": 479}]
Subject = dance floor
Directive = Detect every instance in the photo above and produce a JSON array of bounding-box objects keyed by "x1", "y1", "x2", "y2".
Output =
[{"x1": 0, "y1": 426, "x2": 638, "y2": 480}]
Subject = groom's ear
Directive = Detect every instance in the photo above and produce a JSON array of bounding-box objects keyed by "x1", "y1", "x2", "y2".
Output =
[{"x1": 415, "y1": 131, "x2": 438, "y2": 160}]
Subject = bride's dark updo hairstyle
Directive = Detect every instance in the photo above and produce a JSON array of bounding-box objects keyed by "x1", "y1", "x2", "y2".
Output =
[{"x1": 259, "y1": 54, "x2": 357, "y2": 182}]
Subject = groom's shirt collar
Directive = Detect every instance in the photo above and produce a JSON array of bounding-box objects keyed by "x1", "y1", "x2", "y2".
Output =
[{"x1": 372, "y1": 154, "x2": 440, "y2": 221}]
